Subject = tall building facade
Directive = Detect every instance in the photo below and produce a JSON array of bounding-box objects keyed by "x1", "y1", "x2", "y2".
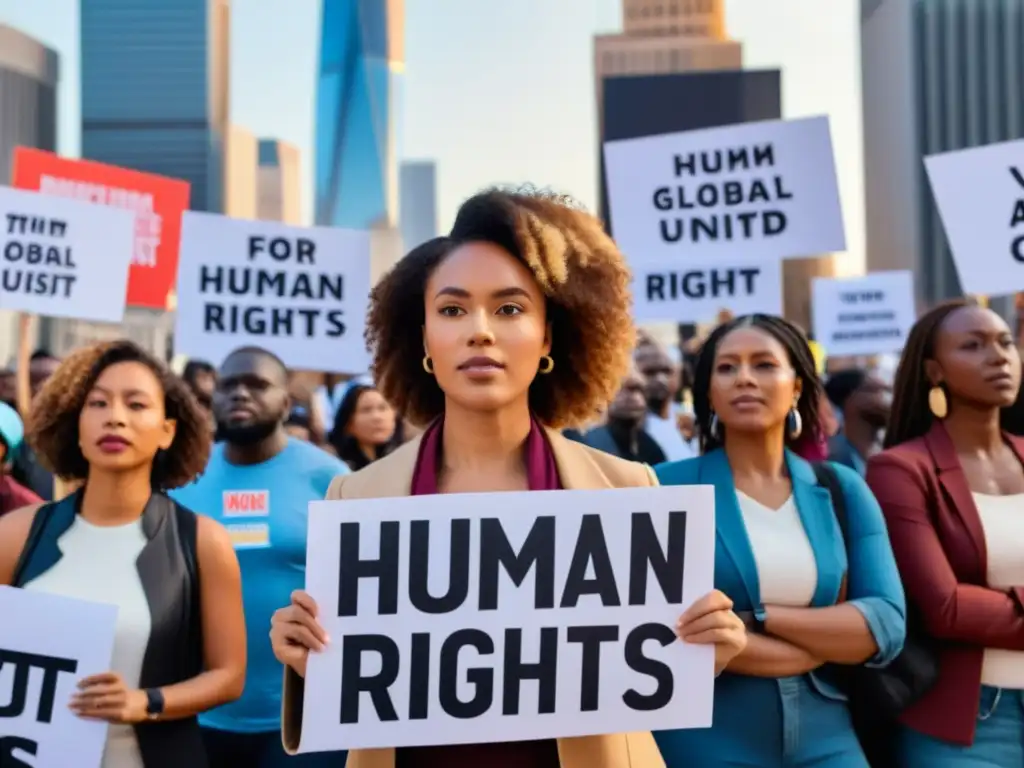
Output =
[
  {"x1": 0, "y1": 25, "x2": 59, "y2": 364},
  {"x1": 224, "y1": 124, "x2": 257, "y2": 219},
  {"x1": 80, "y1": 0, "x2": 229, "y2": 213},
  {"x1": 257, "y1": 139, "x2": 302, "y2": 224},
  {"x1": 0, "y1": 26, "x2": 58, "y2": 186},
  {"x1": 862, "y1": 0, "x2": 1024, "y2": 306},
  {"x1": 399, "y1": 160, "x2": 438, "y2": 249},
  {"x1": 596, "y1": 0, "x2": 833, "y2": 330},
  {"x1": 315, "y1": 0, "x2": 404, "y2": 230}
]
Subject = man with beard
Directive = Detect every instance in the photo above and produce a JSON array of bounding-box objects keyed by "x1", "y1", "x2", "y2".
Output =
[
  {"x1": 634, "y1": 337, "x2": 695, "y2": 461},
  {"x1": 825, "y1": 367, "x2": 892, "y2": 476},
  {"x1": 171, "y1": 346, "x2": 348, "y2": 767}
]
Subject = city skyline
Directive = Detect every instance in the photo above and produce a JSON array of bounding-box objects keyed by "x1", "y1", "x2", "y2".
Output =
[{"x1": 0, "y1": 0, "x2": 865, "y2": 274}]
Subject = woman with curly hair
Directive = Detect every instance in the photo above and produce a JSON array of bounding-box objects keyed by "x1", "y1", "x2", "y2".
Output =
[
  {"x1": 0, "y1": 340, "x2": 246, "y2": 768},
  {"x1": 269, "y1": 187, "x2": 747, "y2": 768},
  {"x1": 654, "y1": 314, "x2": 905, "y2": 768}
]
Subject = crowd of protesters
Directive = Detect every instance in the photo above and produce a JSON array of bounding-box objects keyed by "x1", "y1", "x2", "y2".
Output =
[{"x1": 1, "y1": 187, "x2": 1023, "y2": 768}]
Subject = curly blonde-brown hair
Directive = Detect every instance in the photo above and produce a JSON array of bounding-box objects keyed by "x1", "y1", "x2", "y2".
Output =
[
  {"x1": 28, "y1": 340, "x2": 212, "y2": 489},
  {"x1": 366, "y1": 186, "x2": 636, "y2": 429}
]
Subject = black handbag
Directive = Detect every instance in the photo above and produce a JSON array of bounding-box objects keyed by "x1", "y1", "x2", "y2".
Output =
[{"x1": 812, "y1": 462, "x2": 939, "y2": 719}]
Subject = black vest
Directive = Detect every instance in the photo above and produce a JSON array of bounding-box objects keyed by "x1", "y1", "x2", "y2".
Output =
[{"x1": 13, "y1": 491, "x2": 207, "y2": 768}]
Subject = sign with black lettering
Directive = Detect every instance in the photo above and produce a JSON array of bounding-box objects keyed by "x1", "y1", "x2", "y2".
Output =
[
  {"x1": 0, "y1": 586, "x2": 118, "y2": 767},
  {"x1": 296, "y1": 487, "x2": 716, "y2": 753},
  {"x1": 812, "y1": 271, "x2": 915, "y2": 357},
  {"x1": 0, "y1": 186, "x2": 134, "y2": 322},
  {"x1": 174, "y1": 212, "x2": 372, "y2": 371},
  {"x1": 633, "y1": 257, "x2": 783, "y2": 321},
  {"x1": 603, "y1": 116, "x2": 846, "y2": 277},
  {"x1": 924, "y1": 140, "x2": 1024, "y2": 296}
]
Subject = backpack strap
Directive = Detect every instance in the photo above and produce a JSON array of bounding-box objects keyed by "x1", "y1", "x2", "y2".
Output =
[{"x1": 813, "y1": 461, "x2": 850, "y2": 550}]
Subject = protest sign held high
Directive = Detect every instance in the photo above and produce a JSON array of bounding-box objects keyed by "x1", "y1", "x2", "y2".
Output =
[
  {"x1": 0, "y1": 186, "x2": 134, "y2": 323},
  {"x1": 635, "y1": 258, "x2": 783, "y2": 322},
  {"x1": 812, "y1": 271, "x2": 916, "y2": 357},
  {"x1": 174, "y1": 212, "x2": 372, "y2": 371},
  {"x1": 0, "y1": 586, "x2": 118, "y2": 768},
  {"x1": 297, "y1": 487, "x2": 716, "y2": 754},
  {"x1": 12, "y1": 147, "x2": 191, "y2": 311},
  {"x1": 925, "y1": 138, "x2": 1024, "y2": 297},
  {"x1": 603, "y1": 116, "x2": 846, "y2": 268}
]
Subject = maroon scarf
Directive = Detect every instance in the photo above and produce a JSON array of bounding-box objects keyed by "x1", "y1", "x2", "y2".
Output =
[{"x1": 410, "y1": 417, "x2": 562, "y2": 494}]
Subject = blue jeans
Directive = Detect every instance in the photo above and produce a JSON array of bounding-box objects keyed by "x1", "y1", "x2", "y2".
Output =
[
  {"x1": 655, "y1": 674, "x2": 868, "y2": 767},
  {"x1": 899, "y1": 686, "x2": 1024, "y2": 767}
]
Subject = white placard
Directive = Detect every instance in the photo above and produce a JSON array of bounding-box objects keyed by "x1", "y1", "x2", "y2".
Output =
[
  {"x1": 0, "y1": 186, "x2": 134, "y2": 322},
  {"x1": 632, "y1": 257, "x2": 783, "y2": 322},
  {"x1": 174, "y1": 212, "x2": 372, "y2": 371},
  {"x1": 298, "y1": 487, "x2": 716, "y2": 754},
  {"x1": 812, "y1": 271, "x2": 915, "y2": 357},
  {"x1": 924, "y1": 139, "x2": 1024, "y2": 297},
  {"x1": 0, "y1": 586, "x2": 118, "y2": 768},
  {"x1": 604, "y1": 116, "x2": 846, "y2": 273}
]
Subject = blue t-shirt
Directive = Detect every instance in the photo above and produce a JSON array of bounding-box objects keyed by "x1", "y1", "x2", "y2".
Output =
[{"x1": 171, "y1": 437, "x2": 348, "y2": 733}]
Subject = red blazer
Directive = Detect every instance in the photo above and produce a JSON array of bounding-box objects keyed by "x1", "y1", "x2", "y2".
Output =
[{"x1": 865, "y1": 422, "x2": 1024, "y2": 746}]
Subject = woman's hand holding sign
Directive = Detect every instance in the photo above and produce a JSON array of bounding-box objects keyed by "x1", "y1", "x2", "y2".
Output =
[
  {"x1": 271, "y1": 589, "x2": 328, "y2": 678},
  {"x1": 675, "y1": 589, "x2": 748, "y2": 676},
  {"x1": 272, "y1": 588, "x2": 747, "y2": 679}
]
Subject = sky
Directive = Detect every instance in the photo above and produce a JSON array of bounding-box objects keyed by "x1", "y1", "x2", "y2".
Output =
[{"x1": 0, "y1": 0, "x2": 866, "y2": 273}]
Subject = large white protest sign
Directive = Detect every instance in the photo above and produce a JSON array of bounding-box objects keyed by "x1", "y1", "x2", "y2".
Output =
[
  {"x1": 174, "y1": 212, "x2": 372, "y2": 371},
  {"x1": 298, "y1": 487, "x2": 715, "y2": 753},
  {"x1": 633, "y1": 257, "x2": 783, "y2": 322},
  {"x1": 812, "y1": 271, "x2": 915, "y2": 357},
  {"x1": 0, "y1": 586, "x2": 118, "y2": 768},
  {"x1": 925, "y1": 139, "x2": 1024, "y2": 296},
  {"x1": 604, "y1": 116, "x2": 846, "y2": 273},
  {"x1": 0, "y1": 186, "x2": 134, "y2": 322}
]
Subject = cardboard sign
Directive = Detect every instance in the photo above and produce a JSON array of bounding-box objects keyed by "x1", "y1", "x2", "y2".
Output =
[
  {"x1": 0, "y1": 186, "x2": 134, "y2": 322},
  {"x1": 603, "y1": 116, "x2": 846, "y2": 272},
  {"x1": 173, "y1": 212, "x2": 372, "y2": 372},
  {"x1": 924, "y1": 139, "x2": 1024, "y2": 297},
  {"x1": 812, "y1": 271, "x2": 916, "y2": 357},
  {"x1": 632, "y1": 257, "x2": 783, "y2": 322},
  {"x1": 298, "y1": 487, "x2": 716, "y2": 753},
  {"x1": 0, "y1": 586, "x2": 118, "y2": 768},
  {"x1": 12, "y1": 147, "x2": 190, "y2": 310}
]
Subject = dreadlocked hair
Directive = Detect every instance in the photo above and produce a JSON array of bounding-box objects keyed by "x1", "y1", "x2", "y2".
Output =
[
  {"x1": 692, "y1": 313, "x2": 823, "y2": 454},
  {"x1": 885, "y1": 298, "x2": 1024, "y2": 447}
]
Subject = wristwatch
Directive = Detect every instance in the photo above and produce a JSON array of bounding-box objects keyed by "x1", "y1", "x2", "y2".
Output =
[{"x1": 144, "y1": 688, "x2": 165, "y2": 720}]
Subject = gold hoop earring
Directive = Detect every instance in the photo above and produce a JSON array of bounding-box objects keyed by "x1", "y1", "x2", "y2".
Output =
[
  {"x1": 787, "y1": 407, "x2": 803, "y2": 441},
  {"x1": 422, "y1": 356, "x2": 434, "y2": 375},
  {"x1": 538, "y1": 355, "x2": 554, "y2": 374},
  {"x1": 928, "y1": 385, "x2": 948, "y2": 419}
]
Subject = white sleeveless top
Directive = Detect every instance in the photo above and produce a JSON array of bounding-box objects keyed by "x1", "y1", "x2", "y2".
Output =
[
  {"x1": 738, "y1": 491, "x2": 818, "y2": 607},
  {"x1": 22, "y1": 515, "x2": 152, "y2": 768},
  {"x1": 973, "y1": 492, "x2": 1024, "y2": 689}
]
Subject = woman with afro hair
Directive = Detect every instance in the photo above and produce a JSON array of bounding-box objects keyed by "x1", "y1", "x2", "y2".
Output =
[
  {"x1": 0, "y1": 340, "x2": 246, "y2": 768},
  {"x1": 270, "y1": 186, "x2": 747, "y2": 768}
]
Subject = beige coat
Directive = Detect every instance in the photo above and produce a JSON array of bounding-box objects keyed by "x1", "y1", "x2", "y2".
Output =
[{"x1": 282, "y1": 426, "x2": 666, "y2": 768}]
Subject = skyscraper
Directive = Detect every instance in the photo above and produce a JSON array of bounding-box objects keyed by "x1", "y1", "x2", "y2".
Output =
[
  {"x1": 399, "y1": 160, "x2": 438, "y2": 249},
  {"x1": 862, "y1": 0, "x2": 1024, "y2": 306},
  {"x1": 315, "y1": 0, "x2": 404, "y2": 230},
  {"x1": 596, "y1": 0, "x2": 833, "y2": 329},
  {"x1": 0, "y1": 25, "x2": 58, "y2": 186},
  {"x1": 224, "y1": 124, "x2": 257, "y2": 219},
  {"x1": 257, "y1": 139, "x2": 302, "y2": 224},
  {"x1": 0, "y1": 25, "x2": 58, "y2": 362},
  {"x1": 80, "y1": 0, "x2": 229, "y2": 213}
]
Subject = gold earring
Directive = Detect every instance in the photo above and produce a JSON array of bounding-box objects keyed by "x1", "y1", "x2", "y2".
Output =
[
  {"x1": 422, "y1": 356, "x2": 434, "y2": 374},
  {"x1": 538, "y1": 355, "x2": 554, "y2": 374},
  {"x1": 928, "y1": 385, "x2": 948, "y2": 419}
]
